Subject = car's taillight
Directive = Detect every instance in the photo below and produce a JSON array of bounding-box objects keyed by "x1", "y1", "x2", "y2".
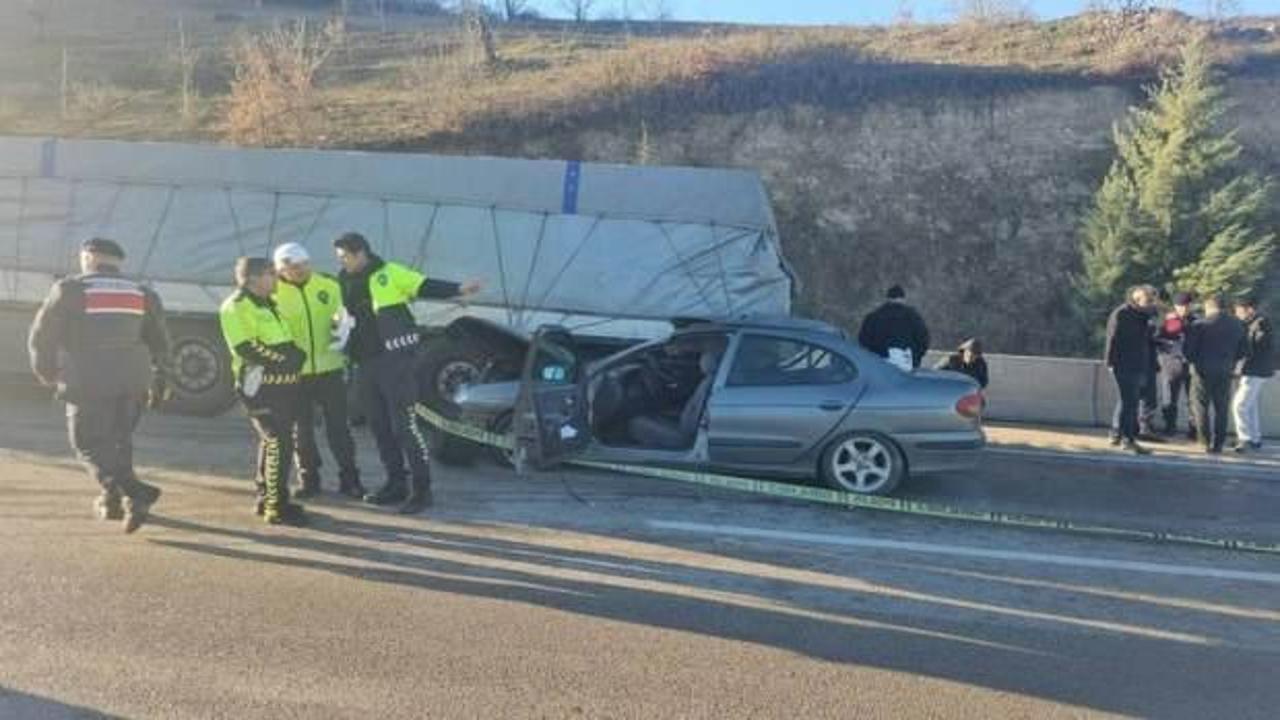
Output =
[{"x1": 955, "y1": 392, "x2": 984, "y2": 420}]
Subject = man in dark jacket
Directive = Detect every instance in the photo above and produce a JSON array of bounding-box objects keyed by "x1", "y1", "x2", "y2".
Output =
[
  {"x1": 334, "y1": 232, "x2": 481, "y2": 514},
  {"x1": 1104, "y1": 285, "x2": 1157, "y2": 454},
  {"x1": 858, "y1": 285, "x2": 930, "y2": 371},
  {"x1": 1231, "y1": 296, "x2": 1274, "y2": 452},
  {"x1": 1184, "y1": 294, "x2": 1246, "y2": 454},
  {"x1": 27, "y1": 238, "x2": 170, "y2": 533},
  {"x1": 1156, "y1": 292, "x2": 1197, "y2": 439}
]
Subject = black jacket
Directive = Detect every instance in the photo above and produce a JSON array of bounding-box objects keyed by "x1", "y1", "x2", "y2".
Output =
[
  {"x1": 1238, "y1": 314, "x2": 1275, "y2": 378},
  {"x1": 935, "y1": 353, "x2": 989, "y2": 389},
  {"x1": 1104, "y1": 303, "x2": 1154, "y2": 374},
  {"x1": 1185, "y1": 312, "x2": 1245, "y2": 378},
  {"x1": 858, "y1": 301, "x2": 930, "y2": 368},
  {"x1": 28, "y1": 268, "x2": 169, "y2": 402},
  {"x1": 338, "y1": 254, "x2": 463, "y2": 364}
]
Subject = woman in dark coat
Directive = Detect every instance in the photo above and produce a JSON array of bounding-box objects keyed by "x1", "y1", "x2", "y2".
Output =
[{"x1": 935, "y1": 338, "x2": 989, "y2": 389}]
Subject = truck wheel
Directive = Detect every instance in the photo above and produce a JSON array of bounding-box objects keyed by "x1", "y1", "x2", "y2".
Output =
[
  {"x1": 166, "y1": 319, "x2": 236, "y2": 417},
  {"x1": 419, "y1": 339, "x2": 490, "y2": 415}
]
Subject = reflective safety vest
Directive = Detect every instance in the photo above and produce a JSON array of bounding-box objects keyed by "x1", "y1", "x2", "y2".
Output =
[
  {"x1": 218, "y1": 290, "x2": 299, "y2": 385},
  {"x1": 274, "y1": 272, "x2": 347, "y2": 376},
  {"x1": 367, "y1": 260, "x2": 426, "y2": 353}
]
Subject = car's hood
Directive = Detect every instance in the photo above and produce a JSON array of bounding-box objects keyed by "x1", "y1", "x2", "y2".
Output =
[{"x1": 454, "y1": 381, "x2": 520, "y2": 415}]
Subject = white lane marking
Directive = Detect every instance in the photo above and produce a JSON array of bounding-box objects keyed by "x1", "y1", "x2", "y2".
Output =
[
  {"x1": 987, "y1": 446, "x2": 1280, "y2": 478},
  {"x1": 647, "y1": 521, "x2": 1280, "y2": 585}
]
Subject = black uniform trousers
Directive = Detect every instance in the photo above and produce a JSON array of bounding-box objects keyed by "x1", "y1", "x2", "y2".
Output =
[
  {"x1": 358, "y1": 351, "x2": 431, "y2": 492},
  {"x1": 1190, "y1": 370, "x2": 1233, "y2": 452},
  {"x1": 66, "y1": 394, "x2": 145, "y2": 499},
  {"x1": 246, "y1": 387, "x2": 298, "y2": 513},
  {"x1": 294, "y1": 370, "x2": 359, "y2": 488},
  {"x1": 1160, "y1": 357, "x2": 1194, "y2": 433},
  {"x1": 1110, "y1": 370, "x2": 1145, "y2": 442}
]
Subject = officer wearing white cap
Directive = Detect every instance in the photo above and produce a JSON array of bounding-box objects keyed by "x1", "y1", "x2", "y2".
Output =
[{"x1": 272, "y1": 242, "x2": 365, "y2": 500}]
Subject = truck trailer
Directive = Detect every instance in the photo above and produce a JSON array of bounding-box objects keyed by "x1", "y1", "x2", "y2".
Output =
[{"x1": 0, "y1": 136, "x2": 794, "y2": 422}]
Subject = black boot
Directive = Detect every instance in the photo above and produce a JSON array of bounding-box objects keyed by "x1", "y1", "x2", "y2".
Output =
[
  {"x1": 338, "y1": 471, "x2": 366, "y2": 500},
  {"x1": 294, "y1": 473, "x2": 321, "y2": 500},
  {"x1": 364, "y1": 480, "x2": 408, "y2": 506},
  {"x1": 122, "y1": 481, "x2": 161, "y2": 534},
  {"x1": 398, "y1": 478, "x2": 433, "y2": 515},
  {"x1": 94, "y1": 490, "x2": 123, "y2": 521}
]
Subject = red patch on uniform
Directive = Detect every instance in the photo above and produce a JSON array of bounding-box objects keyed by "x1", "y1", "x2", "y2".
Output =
[{"x1": 85, "y1": 289, "x2": 146, "y2": 314}]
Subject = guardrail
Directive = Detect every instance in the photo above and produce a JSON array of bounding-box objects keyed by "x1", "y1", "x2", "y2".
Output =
[{"x1": 925, "y1": 351, "x2": 1280, "y2": 439}]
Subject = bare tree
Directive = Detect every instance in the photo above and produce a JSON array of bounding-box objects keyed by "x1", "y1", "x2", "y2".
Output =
[
  {"x1": 951, "y1": 0, "x2": 1032, "y2": 23},
  {"x1": 1085, "y1": 1, "x2": 1158, "y2": 13},
  {"x1": 559, "y1": 0, "x2": 597, "y2": 23},
  {"x1": 1204, "y1": 0, "x2": 1241, "y2": 21},
  {"x1": 895, "y1": 0, "x2": 916, "y2": 25},
  {"x1": 645, "y1": 0, "x2": 674, "y2": 22},
  {"x1": 497, "y1": 0, "x2": 532, "y2": 20},
  {"x1": 460, "y1": 1, "x2": 499, "y2": 66},
  {"x1": 172, "y1": 17, "x2": 203, "y2": 122}
]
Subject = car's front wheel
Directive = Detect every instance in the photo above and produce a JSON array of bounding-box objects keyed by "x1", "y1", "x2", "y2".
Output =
[{"x1": 819, "y1": 432, "x2": 905, "y2": 496}]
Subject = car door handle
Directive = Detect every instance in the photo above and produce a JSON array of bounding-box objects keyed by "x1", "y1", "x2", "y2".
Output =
[{"x1": 819, "y1": 401, "x2": 846, "y2": 412}]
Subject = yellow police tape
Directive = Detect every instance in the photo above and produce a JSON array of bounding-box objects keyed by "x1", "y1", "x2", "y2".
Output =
[{"x1": 415, "y1": 405, "x2": 1280, "y2": 557}]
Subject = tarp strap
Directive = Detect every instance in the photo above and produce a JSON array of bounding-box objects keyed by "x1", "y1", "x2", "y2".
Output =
[
  {"x1": 301, "y1": 196, "x2": 333, "y2": 247},
  {"x1": 411, "y1": 203, "x2": 441, "y2": 270},
  {"x1": 490, "y1": 206, "x2": 514, "y2": 327},
  {"x1": 223, "y1": 188, "x2": 247, "y2": 257},
  {"x1": 515, "y1": 212, "x2": 550, "y2": 330},
  {"x1": 414, "y1": 404, "x2": 1280, "y2": 558},
  {"x1": 138, "y1": 186, "x2": 177, "y2": 277},
  {"x1": 530, "y1": 214, "x2": 602, "y2": 316}
]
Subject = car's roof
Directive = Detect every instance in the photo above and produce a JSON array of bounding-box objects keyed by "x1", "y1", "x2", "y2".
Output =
[{"x1": 672, "y1": 315, "x2": 846, "y2": 338}]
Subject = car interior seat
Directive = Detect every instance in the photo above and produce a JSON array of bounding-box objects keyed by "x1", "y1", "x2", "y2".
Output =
[{"x1": 628, "y1": 349, "x2": 720, "y2": 450}]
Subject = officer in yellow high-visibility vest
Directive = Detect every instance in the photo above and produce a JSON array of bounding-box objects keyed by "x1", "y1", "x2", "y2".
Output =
[
  {"x1": 272, "y1": 243, "x2": 365, "y2": 501},
  {"x1": 334, "y1": 232, "x2": 481, "y2": 515},
  {"x1": 219, "y1": 257, "x2": 308, "y2": 526}
]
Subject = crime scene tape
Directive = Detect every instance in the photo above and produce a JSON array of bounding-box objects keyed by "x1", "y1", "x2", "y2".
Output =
[{"x1": 415, "y1": 405, "x2": 1280, "y2": 558}]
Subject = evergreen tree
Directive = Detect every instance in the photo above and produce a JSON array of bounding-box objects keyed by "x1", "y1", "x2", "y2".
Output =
[{"x1": 1076, "y1": 37, "x2": 1275, "y2": 341}]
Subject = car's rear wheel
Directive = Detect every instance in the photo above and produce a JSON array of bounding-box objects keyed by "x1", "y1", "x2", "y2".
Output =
[{"x1": 819, "y1": 431, "x2": 904, "y2": 496}]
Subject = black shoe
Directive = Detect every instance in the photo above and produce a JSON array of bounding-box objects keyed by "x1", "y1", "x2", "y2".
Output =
[
  {"x1": 121, "y1": 484, "x2": 160, "y2": 534},
  {"x1": 1250, "y1": 441, "x2": 1264, "y2": 451},
  {"x1": 1233, "y1": 443, "x2": 1250, "y2": 454},
  {"x1": 364, "y1": 483, "x2": 408, "y2": 506},
  {"x1": 338, "y1": 477, "x2": 367, "y2": 499},
  {"x1": 398, "y1": 489, "x2": 434, "y2": 515},
  {"x1": 1206, "y1": 446, "x2": 1222, "y2": 456},
  {"x1": 254, "y1": 497, "x2": 266, "y2": 516},
  {"x1": 294, "y1": 482, "x2": 320, "y2": 500},
  {"x1": 1187, "y1": 428, "x2": 1198, "y2": 441},
  {"x1": 1109, "y1": 435, "x2": 1122, "y2": 447},
  {"x1": 1137, "y1": 433, "x2": 1166, "y2": 444},
  {"x1": 265, "y1": 503, "x2": 309, "y2": 527},
  {"x1": 94, "y1": 492, "x2": 123, "y2": 521},
  {"x1": 1122, "y1": 440, "x2": 1151, "y2": 456}
]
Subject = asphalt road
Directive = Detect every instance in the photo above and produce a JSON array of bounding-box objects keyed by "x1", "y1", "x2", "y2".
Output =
[{"x1": 2, "y1": 390, "x2": 1279, "y2": 719}]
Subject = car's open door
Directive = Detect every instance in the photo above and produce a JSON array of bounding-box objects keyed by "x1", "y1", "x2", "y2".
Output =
[{"x1": 512, "y1": 326, "x2": 592, "y2": 471}]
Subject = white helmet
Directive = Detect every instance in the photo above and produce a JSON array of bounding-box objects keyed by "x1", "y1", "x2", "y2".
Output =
[{"x1": 272, "y1": 242, "x2": 310, "y2": 268}]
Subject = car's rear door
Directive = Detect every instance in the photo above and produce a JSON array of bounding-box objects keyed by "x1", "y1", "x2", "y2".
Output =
[
  {"x1": 707, "y1": 333, "x2": 866, "y2": 466},
  {"x1": 512, "y1": 326, "x2": 592, "y2": 470}
]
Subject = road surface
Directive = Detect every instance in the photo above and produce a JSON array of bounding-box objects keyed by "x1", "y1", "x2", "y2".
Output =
[{"x1": 2, "y1": 390, "x2": 1278, "y2": 719}]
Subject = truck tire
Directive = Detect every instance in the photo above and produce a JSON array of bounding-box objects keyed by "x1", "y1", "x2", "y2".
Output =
[
  {"x1": 166, "y1": 318, "x2": 237, "y2": 417},
  {"x1": 419, "y1": 339, "x2": 491, "y2": 466}
]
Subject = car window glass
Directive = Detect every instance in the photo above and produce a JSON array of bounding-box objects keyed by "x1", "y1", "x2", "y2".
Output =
[{"x1": 727, "y1": 336, "x2": 857, "y2": 386}]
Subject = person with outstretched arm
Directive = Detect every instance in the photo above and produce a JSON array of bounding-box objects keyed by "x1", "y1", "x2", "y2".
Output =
[{"x1": 334, "y1": 232, "x2": 481, "y2": 515}]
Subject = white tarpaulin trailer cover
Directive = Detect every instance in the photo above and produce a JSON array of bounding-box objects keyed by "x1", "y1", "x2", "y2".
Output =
[{"x1": 0, "y1": 136, "x2": 793, "y2": 328}]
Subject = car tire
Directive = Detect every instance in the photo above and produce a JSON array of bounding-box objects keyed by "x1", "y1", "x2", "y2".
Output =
[
  {"x1": 418, "y1": 339, "x2": 493, "y2": 466},
  {"x1": 166, "y1": 319, "x2": 237, "y2": 417},
  {"x1": 818, "y1": 431, "x2": 905, "y2": 496}
]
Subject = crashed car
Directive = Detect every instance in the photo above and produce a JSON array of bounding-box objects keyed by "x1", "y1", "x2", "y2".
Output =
[{"x1": 454, "y1": 316, "x2": 985, "y2": 496}]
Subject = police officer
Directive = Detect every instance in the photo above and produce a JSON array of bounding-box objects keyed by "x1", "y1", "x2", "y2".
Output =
[
  {"x1": 333, "y1": 232, "x2": 480, "y2": 515},
  {"x1": 272, "y1": 242, "x2": 366, "y2": 500},
  {"x1": 219, "y1": 257, "x2": 309, "y2": 526},
  {"x1": 28, "y1": 238, "x2": 170, "y2": 533}
]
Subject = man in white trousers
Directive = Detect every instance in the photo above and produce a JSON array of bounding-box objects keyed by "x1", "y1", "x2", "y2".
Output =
[{"x1": 1232, "y1": 296, "x2": 1274, "y2": 453}]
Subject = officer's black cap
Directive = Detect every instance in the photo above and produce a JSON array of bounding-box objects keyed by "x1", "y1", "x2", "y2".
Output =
[
  {"x1": 886, "y1": 285, "x2": 906, "y2": 300},
  {"x1": 82, "y1": 238, "x2": 126, "y2": 260}
]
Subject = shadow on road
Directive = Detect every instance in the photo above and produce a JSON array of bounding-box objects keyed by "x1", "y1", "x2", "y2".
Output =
[
  {"x1": 0, "y1": 685, "x2": 116, "y2": 719},
  {"x1": 142, "y1": 513, "x2": 1279, "y2": 719}
]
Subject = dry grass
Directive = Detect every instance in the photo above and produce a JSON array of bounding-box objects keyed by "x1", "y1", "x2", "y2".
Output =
[{"x1": 0, "y1": 8, "x2": 1276, "y2": 148}]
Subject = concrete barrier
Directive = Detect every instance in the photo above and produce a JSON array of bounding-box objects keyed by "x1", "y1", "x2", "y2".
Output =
[{"x1": 925, "y1": 351, "x2": 1280, "y2": 439}]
